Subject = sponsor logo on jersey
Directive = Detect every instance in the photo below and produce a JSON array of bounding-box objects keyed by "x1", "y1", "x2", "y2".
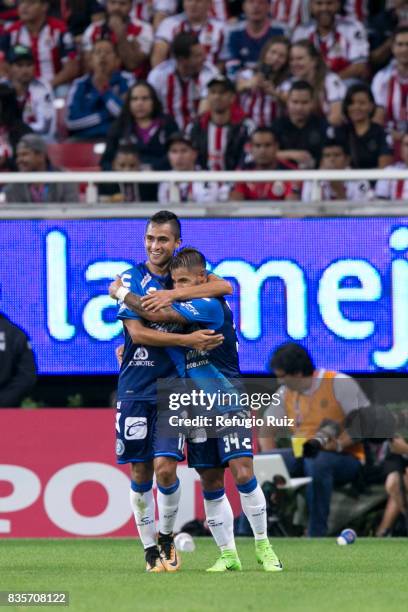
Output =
[
  {"x1": 179, "y1": 301, "x2": 199, "y2": 315},
  {"x1": 129, "y1": 346, "x2": 155, "y2": 366},
  {"x1": 116, "y1": 439, "x2": 125, "y2": 456},
  {"x1": 141, "y1": 273, "x2": 152, "y2": 289},
  {"x1": 124, "y1": 416, "x2": 147, "y2": 440}
]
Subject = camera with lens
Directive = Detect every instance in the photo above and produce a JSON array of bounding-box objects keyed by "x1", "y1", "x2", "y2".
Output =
[{"x1": 302, "y1": 419, "x2": 341, "y2": 458}]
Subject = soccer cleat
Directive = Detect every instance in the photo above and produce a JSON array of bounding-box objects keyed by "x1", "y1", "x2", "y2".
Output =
[
  {"x1": 158, "y1": 532, "x2": 181, "y2": 572},
  {"x1": 255, "y1": 539, "x2": 283, "y2": 572},
  {"x1": 206, "y1": 549, "x2": 242, "y2": 572},
  {"x1": 145, "y1": 545, "x2": 165, "y2": 573}
]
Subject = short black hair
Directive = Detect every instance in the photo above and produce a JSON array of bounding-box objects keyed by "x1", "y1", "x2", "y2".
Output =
[
  {"x1": 171, "y1": 32, "x2": 200, "y2": 59},
  {"x1": 270, "y1": 343, "x2": 315, "y2": 376},
  {"x1": 146, "y1": 211, "x2": 181, "y2": 240},
  {"x1": 393, "y1": 25, "x2": 408, "y2": 40},
  {"x1": 288, "y1": 80, "x2": 314, "y2": 97},
  {"x1": 251, "y1": 126, "x2": 278, "y2": 141},
  {"x1": 115, "y1": 144, "x2": 139, "y2": 158},
  {"x1": 169, "y1": 247, "x2": 206, "y2": 273},
  {"x1": 342, "y1": 83, "x2": 374, "y2": 120},
  {"x1": 322, "y1": 137, "x2": 349, "y2": 155}
]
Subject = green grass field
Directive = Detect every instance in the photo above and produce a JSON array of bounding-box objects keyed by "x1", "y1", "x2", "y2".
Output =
[{"x1": 0, "y1": 538, "x2": 407, "y2": 612}]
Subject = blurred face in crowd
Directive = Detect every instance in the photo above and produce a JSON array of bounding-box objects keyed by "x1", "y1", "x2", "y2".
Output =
[
  {"x1": 311, "y1": 0, "x2": 339, "y2": 28},
  {"x1": 16, "y1": 144, "x2": 46, "y2": 172},
  {"x1": 106, "y1": 0, "x2": 132, "y2": 19},
  {"x1": 251, "y1": 132, "x2": 278, "y2": 168},
  {"x1": 91, "y1": 41, "x2": 119, "y2": 76},
  {"x1": 392, "y1": 31, "x2": 408, "y2": 67},
  {"x1": 168, "y1": 142, "x2": 197, "y2": 171},
  {"x1": 346, "y1": 91, "x2": 373, "y2": 124},
  {"x1": 263, "y1": 42, "x2": 289, "y2": 71},
  {"x1": 287, "y1": 89, "x2": 314, "y2": 126},
  {"x1": 10, "y1": 59, "x2": 35, "y2": 86},
  {"x1": 207, "y1": 84, "x2": 235, "y2": 115},
  {"x1": 244, "y1": 0, "x2": 270, "y2": 24},
  {"x1": 401, "y1": 134, "x2": 408, "y2": 165},
  {"x1": 18, "y1": 0, "x2": 47, "y2": 23},
  {"x1": 274, "y1": 369, "x2": 312, "y2": 392},
  {"x1": 113, "y1": 152, "x2": 140, "y2": 171},
  {"x1": 183, "y1": 0, "x2": 210, "y2": 22},
  {"x1": 320, "y1": 145, "x2": 348, "y2": 170},
  {"x1": 129, "y1": 84, "x2": 154, "y2": 121},
  {"x1": 180, "y1": 43, "x2": 205, "y2": 76},
  {"x1": 290, "y1": 45, "x2": 316, "y2": 81}
]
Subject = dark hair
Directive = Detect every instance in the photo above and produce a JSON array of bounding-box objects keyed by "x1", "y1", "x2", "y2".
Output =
[
  {"x1": 0, "y1": 84, "x2": 22, "y2": 124},
  {"x1": 288, "y1": 80, "x2": 314, "y2": 97},
  {"x1": 342, "y1": 83, "x2": 374, "y2": 121},
  {"x1": 322, "y1": 137, "x2": 349, "y2": 155},
  {"x1": 171, "y1": 32, "x2": 200, "y2": 59},
  {"x1": 251, "y1": 126, "x2": 278, "y2": 141},
  {"x1": 115, "y1": 144, "x2": 140, "y2": 158},
  {"x1": 169, "y1": 247, "x2": 206, "y2": 272},
  {"x1": 393, "y1": 25, "x2": 408, "y2": 40},
  {"x1": 119, "y1": 81, "x2": 162, "y2": 127},
  {"x1": 270, "y1": 343, "x2": 315, "y2": 376},
  {"x1": 146, "y1": 211, "x2": 181, "y2": 240}
]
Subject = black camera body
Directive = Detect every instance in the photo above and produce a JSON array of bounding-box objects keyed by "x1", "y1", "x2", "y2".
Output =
[{"x1": 302, "y1": 420, "x2": 341, "y2": 458}]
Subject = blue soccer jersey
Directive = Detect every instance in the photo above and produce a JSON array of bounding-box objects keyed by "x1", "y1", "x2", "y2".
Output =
[{"x1": 117, "y1": 262, "x2": 179, "y2": 402}]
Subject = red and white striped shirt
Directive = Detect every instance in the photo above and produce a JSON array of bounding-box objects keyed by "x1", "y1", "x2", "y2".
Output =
[
  {"x1": 148, "y1": 59, "x2": 218, "y2": 129},
  {"x1": 372, "y1": 63, "x2": 408, "y2": 134},
  {"x1": 2, "y1": 17, "x2": 76, "y2": 85},
  {"x1": 271, "y1": 0, "x2": 310, "y2": 31},
  {"x1": 131, "y1": 0, "x2": 154, "y2": 23},
  {"x1": 207, "y1": 122, "x2": 229, "y2": 170},
  {"x1": 82, "y1": 18, "x2": 153, "y2": 56},
  {"x1": 239, "y1": 89, "x2": 282, "y2": 127},
  {"x1": 343, "y1": 0, "x2": 368, "y2": 22},
  {"x1": 153, "y1": 0, "x2": 229, "y2": 22},
  {"x1": 292, "y1": 16, "x2": 368, "y2": 74},
  {"x1": 375, "y1": 162, "x2": 408, "y2": 199},
  {"x1": 155, "y1": 13, "x2": 225, "y2": 64}
]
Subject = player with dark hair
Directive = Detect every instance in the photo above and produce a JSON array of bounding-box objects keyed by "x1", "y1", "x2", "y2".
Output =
[
  {"x1": 112, "y1": 211, "x2": 232, "y2": 573},
  {"x1": 110, "y1": 246, "x2": 283, "y2": 572}
]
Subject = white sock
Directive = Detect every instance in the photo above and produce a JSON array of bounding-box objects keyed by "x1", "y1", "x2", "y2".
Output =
[
  {"x1": 157, "y1": 478, "x2": 181, "y2": 535},
  {"x1": 129, "y1": 481, "x2": 156, "y2": 549},
  {"x1": 203, "y1": 488, "x2": 236, "y2": 551},
  {"x1": 238, "y1": 479, "x2": 268, "y2": 541}
]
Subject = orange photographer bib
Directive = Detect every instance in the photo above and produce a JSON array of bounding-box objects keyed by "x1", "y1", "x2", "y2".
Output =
[{"x1": 284, "y1": 371, "x2": 364, "y2": 462}]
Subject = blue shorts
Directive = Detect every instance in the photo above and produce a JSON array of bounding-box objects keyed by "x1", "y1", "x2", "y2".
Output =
[
  {"x1": 187, "y1": 430, "x2": 253, "y2": 469},
  {"x1": 115, "y1": 400, "x2": 185, "y2": 464}
]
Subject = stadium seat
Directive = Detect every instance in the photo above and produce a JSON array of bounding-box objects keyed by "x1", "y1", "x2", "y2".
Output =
[{"x1": 47, "y1": 142, "x2": 103, "y2": 172}]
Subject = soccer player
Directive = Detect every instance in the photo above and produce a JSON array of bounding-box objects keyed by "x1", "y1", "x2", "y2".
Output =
[
  {"x1": 110, "y1": 247, "x2": 283, "y2": 572},
  {"x1": 113, "y1": 211, "x2": 231, "y2": 572}
]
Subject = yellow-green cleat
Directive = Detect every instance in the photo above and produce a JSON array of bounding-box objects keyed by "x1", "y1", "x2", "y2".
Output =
[
  {"x1": 255, "y1": 539, "x2": 283, "y2": 572},
  {"x1": 206, "y1": 549, "x2": 242, "y2": 572}
]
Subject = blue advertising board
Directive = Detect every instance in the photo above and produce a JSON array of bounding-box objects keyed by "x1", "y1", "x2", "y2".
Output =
[{"x1": 0, "y1": 218, "x2": 407, "y2": 374}]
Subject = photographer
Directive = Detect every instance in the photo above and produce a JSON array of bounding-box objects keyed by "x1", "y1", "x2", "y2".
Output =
[{"x1": 260, "y1": 342, "x2": 369, "y2": 537}]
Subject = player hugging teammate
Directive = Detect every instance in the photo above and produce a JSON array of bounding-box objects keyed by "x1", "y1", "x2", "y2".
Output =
[{"x1": 110, "y1": 211, "x2": 282, "y2": 573}]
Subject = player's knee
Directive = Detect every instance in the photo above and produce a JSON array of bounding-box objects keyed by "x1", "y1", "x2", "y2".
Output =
[
  {"x1": 198, "y1": 468, "x2": 224, "y2": 492},
  {"x1": 155, "y1": 458, "x2": 177, "y2": 487},
  {"x1": 231, "y1": 464, "x2": 254, "y2": 487},
  {"x1": 130, "y1": 462, "x2": 153, "y2": 484}
]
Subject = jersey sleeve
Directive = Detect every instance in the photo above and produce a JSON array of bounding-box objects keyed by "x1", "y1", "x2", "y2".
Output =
[
  {"x1": 155, "y1": 16, "x2": 173, "y2": 43},
  {"x1": 348, "y1": 21, "x2": 369, "y2": 63},
  {"x1": 117, "y1": 268, "x2": 143, "y2": 321},
  {"x1": 171, "y1": 298, "x2": 224, "y2": 328},
  {"x1": 372, "y1": 70, "x2": 387, "y2": 108}
]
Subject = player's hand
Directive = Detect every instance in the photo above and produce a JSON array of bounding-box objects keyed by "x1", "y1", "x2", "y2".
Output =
[
  {"x1": 141, "y1": 289, "x2": 176, "y2": 311},
  {"x1": 115, "y1": 344, "x2": 124, "y2": 366},
  {"x1": 185, "y1": 329, "x2": 224, "y2": 351},
  {"x1": 109, "y1": 276, "x2": 124, "y2": 299}
]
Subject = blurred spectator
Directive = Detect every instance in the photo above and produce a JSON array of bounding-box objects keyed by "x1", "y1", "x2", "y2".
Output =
[
  {"x1": 369, "y1": 0, "x2": 408, "y2": 71},
  {"x1": 372, "y1": 26, "x2": 408, "y2": 146},
  {"x1": 335, "y1": 83, "x2": 392, "y2": 169},
  {"x1": 64, "y1": 0, "x2": 105, "y2": 38},
  {"x1": 148, "y1": 32, "x2": 218, "y2": 130},
  {"x1": 0, "y1": 0, "x2": 79, "y2": 89},
  {"x1": 230, "y1": 127, "x2": 298, "y2": 201},
  {"x1": 158, "y1": 132, "x2": 225, "y2": 203},
  {"x1": 152, "y1": 0, "x2": 224, "y2": 68},
  {"x1": 82, "y1": 0, "x2": 153, "y2": 76},
  {"x1": 188, "y1": 76, "x2": 253, "y2": 170},
  {"x1": 271, "y1": 0, "x2": 310, "y2": 31},
  {"x1": 66, "y1": 39, "x2": 133, "y2": 140},
  {"x1": 292, "y1": 0, "x2": 369, "y2": 81},
  {"x1": 261, "y1": 342, "x2": 369, "y2": 537},
  {"x1": 302, "y1": 137, "x2": 372, "y2": 201},
  {"x1": 99, "y1": 144, "x2": 148, "y2": 202},
  {"x1": 237, "y1": 36, "x2": 290, "y2": 126},
  {"x1": 224, "y1": 0, "x2": 288, "y2": 81},
  {"x1": 4, "y1": 134, "x2": 79, "y2": 202},
  {"x1": 0, "y1": 311, "x2": 37, "y2": 408},
  {"x1": 375, "y1": 131, "x2": 408, "y2": 199},
  {"x1": 101, "y1": 81, "x2": 178, "y2": 170},
  {"x1": 281, "y1": 39, "x2": 345, "y2": 126},
  {"x1": 2, "y1": 45, "x2": 56, "y2": 142},
  {"x1": 375, "y1": 437, "x2": 408, "y2": 537},
  {"x1": 0, "y1": 83, "x2": 31, "y2": 170},
  {"x1": 272, "y1": 80, "x2": 328, "y2": 168}
]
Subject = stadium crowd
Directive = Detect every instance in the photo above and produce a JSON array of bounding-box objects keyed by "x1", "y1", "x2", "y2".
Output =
[{"x1": 0, "y1": 0, "x2": 407, "y2": 202}]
